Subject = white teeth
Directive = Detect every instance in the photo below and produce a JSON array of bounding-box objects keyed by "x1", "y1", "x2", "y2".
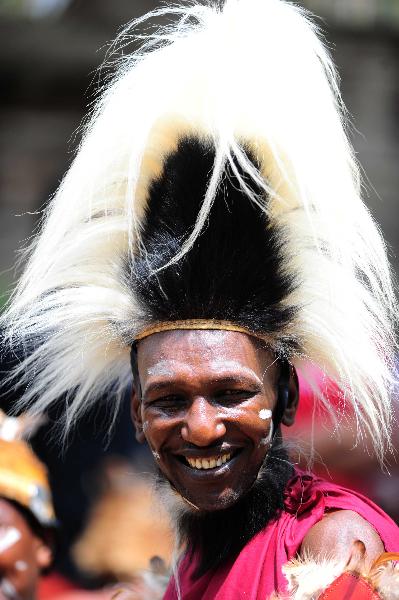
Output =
[{"x1": 185, "y1": 453, "x2": 232, "y2": 470}]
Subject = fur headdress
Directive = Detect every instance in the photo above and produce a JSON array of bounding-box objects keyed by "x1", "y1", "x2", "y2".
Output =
[
  {"x1": 0, "y1": 410, "x2": 56, "y2": 527},
  {"x1": 1, "y1": 0, "x2": 397, "y2": 457}
]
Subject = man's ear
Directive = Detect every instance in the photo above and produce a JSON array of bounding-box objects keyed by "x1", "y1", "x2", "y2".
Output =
[
  {"x1": 36, "y1": 539, "x2": 53, "y2": 571},
  {"x1": 281, "y1": 366, "x2": 299, "y2": 427},
  {"x1": 131, "y1": 385, "x2": 146, "y2": 444}
]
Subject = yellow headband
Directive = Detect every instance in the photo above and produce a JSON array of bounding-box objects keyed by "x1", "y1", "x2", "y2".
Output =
[{"x1": 134, "y1": 319, "x2": 269, "y2": 343}]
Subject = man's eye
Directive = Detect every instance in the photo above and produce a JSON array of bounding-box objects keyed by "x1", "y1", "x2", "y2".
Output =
[
  {"x1": 216, "y1": 389, "x2": 256, "y2": 403},
  {"x1": 146, "y1": 395, "x2": 185, "y2": 411}
]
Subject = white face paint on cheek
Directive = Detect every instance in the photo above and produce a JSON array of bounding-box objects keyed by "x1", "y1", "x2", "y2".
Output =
[
  {"x1": 0, "y1": 527, "x2": 21, "y2": 554},
  {"x1": 15, "y1": 561, "x2": 28, "y2": 572},
  {"x1": 259, "y1": 422, "x2": 274, "y2": 446},
  {"x1": 142, "y1": 420, "x2": 149, "y2": 433},
  {"x1": 258, "y1": 408, "x2": 272, "y2": 420},
  {"x1": 152, "y1": 451, "x2": 161, "y2": 460}
]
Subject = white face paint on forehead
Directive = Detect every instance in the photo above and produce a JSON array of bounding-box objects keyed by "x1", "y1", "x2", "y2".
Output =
[
  {"x1": 207, "y1": 360, "x2": 263, "y2": 385},
  {"x1": 147, "y1": 358, "x2": 265, "y2": 384},
  {"x1": 0, "y1": 526, "x2": 21, "y2": 554},
  {"x1": 147, "y1": 360, "x2": 179, "y2": 377}
]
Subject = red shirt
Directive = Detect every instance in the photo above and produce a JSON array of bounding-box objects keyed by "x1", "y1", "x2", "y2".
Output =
[{"x1": 164, "y1": 471, "x2": 399, "y2": 599}]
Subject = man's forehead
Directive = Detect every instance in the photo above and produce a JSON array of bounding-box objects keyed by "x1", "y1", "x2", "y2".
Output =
[
  {"x1": 138, "y1": 328, "x2": 268, "y2": 355},
  {"x1": 137, "y1": 329, "x2": 276, "y2": 381},
  {"x1": 145, "y1": 359, "x2": 263, "y2": 380}
]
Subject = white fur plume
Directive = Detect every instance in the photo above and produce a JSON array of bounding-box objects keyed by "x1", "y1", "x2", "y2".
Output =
[
  {"x1": 1, "y1": 0, "x2": 397, "y2": 456},
  {"x1": 282, "y1": 554, "x2": 345, "y2": 599},
  {"x1": 270, "y1": 552, "x2": 399, "y2": 599}
]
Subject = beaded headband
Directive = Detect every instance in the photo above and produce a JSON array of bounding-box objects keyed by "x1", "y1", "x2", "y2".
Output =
[{"x1": 134, "y1": 319, "x2": 270, "y2": 343}]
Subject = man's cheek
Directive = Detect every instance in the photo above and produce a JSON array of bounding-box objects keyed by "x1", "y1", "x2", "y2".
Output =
[
  {"x1": 144, "y1": 414, "x2": 174, "y2": 444},
  {"x1": 142, "y1": 419, "x2": 163, "y2": 461}
]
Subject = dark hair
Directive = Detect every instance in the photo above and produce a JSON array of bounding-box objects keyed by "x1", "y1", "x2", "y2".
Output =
[{"x1": 126, "y1": 136, "x2": 298, "y2": 344}]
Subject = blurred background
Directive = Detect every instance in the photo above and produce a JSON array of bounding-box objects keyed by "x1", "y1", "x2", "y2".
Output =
[{"x1": 0, "y1": 0, "x2": 398, "y2": 596}]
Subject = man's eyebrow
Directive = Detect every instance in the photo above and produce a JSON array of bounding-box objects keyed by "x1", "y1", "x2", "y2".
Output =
[
  {"x1": 208, "y1": 375, "x2": 263, "y2": 388},
  {"x1": 142, "y1": 374, "x2": 263, "y2": 398},
  {"x1": 142, "y1": 381, "x2": 177, "y2": 397}
]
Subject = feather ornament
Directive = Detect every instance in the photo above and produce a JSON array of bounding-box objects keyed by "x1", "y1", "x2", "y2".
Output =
[{"x1": 0, "y1": 0, "x2": 397, "y2": 458}]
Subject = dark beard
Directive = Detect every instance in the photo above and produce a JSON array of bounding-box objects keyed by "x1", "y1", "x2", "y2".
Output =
[{"x1": 160, "y1": 438, "x2": 293, "y2": 579}]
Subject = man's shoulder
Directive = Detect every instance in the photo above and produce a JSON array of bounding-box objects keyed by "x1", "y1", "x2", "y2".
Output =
[{"x1": 300, "y1": 509, "x2": 384, "y2": 565}]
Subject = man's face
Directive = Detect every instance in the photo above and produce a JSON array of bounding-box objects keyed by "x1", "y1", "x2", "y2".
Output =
[
  {"x1": 132, "y1": 330, "x2": 294, "y2": 512},
  {"x1": 0, "y1": 499, "x2": 52, "y2": 600}
]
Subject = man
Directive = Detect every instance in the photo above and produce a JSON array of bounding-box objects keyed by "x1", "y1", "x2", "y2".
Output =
[
  {"x1": 1, "y1": 0, "x2": 398, "y2": 597},
  {"x1": 0, "y1": 412, "x2": 55, "y2": 600}
]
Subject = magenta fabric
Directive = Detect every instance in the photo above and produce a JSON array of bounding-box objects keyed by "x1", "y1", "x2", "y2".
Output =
[{"x1": 163, "y1": 470, "x2": 399, "y2": 599}]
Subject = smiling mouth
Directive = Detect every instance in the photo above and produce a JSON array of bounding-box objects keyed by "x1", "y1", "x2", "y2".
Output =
[{"x1": 184, "y1": 451, "x2": 239, "y2": 470}]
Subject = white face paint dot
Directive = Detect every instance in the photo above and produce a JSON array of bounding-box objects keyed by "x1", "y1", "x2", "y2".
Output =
[
  {"x1": 15, "y1": 560, "x2": 28, "y2": 572},
  {"x1": 152, "y1": 451, "x2": 160, "y2": 460},
  {"x1": 0, "y1": 527, "x2": 21, "y2": 554},
  {"x1": 258, "y1": 408, "x2": 272, "y2": 420}
]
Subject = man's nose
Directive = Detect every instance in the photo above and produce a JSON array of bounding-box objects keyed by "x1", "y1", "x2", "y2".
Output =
[{"x1": 181, "y1": 397, "x2": 226, "y2": 446}]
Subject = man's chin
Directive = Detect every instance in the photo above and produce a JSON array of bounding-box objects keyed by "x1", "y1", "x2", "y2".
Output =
[
  {"x1": 186, "y1": 487, "x2": 243, "y2": 513},
  {"x1": 155, "y1": 468, "x2": 243, "y2": 514}
]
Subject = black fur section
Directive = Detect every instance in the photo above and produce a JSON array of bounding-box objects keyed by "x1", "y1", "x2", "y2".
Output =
[
  {"x1": 170, "y1": 440, "x2": 293, "y2": 578},
  {"x1": 129, "y1": 136, "x2": 297, "y2": 339}
]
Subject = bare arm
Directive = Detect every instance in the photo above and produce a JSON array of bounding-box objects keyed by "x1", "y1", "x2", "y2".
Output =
[{"x1": 300, "y1": 509, "x2": 384, "y2": 567}]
